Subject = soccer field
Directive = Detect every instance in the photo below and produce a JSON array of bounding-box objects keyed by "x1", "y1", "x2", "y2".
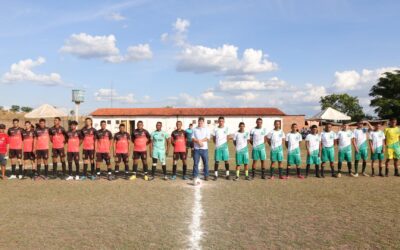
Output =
[{"x1": 1, "y1": 144, "x2": 399, "y2": 249}]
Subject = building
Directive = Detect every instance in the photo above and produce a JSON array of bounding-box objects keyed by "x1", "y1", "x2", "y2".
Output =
[{"x1": 90, "y1": 107, "x2": 305, "y2": 134}]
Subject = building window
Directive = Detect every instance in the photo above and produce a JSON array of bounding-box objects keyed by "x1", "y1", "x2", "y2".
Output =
[
  {"x1": 192, "y1": 120, "x2": 197, "y2": 124},
  {"x1": 116, "y1": 120, "x2": 120, "y2": 125},
  {"x1": 107, "y1": 120, "x2": 111, "y2": 125},
  {"x1": 207, "y1": 120, "x2": 211, "y2": 124},
  {"x1": 214, "y1": 120, "x2": 218, "y2": 124}
]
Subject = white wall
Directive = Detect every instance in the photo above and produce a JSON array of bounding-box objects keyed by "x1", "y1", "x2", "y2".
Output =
[{"x1": 92, "y1": 116, "x2": 283, "y2": 134}]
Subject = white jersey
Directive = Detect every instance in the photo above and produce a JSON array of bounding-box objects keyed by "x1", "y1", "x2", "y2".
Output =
[
  {"x1": 234, "y1": 131, "x2": 250, "y2": 151},
  {"x1": 285, "y1": 132, "x2": 302, "y2": 152},
  {"x1": 337, "y1": 130, "x2": 354, "y2": 149},
  {"x1": 250, "y1": 127, "x2": 267, "y2": 147},
  {"x1": 369, "y1": 130, "x2": 385, "y2": 151},
  {"x1": 212, "y1": 126, "x2": 229, "y2": 148},
  {"x1": 193, "y1": 127, "x2": 211, "y2": 150},
  {"x1": 320, "y1": 131, "x2": 336, "y2": 148},
  {"x1": 306, "y1": 134, "x2": 321, "y2": 153},
  {"x1": 267, "y1": 129, "x2": 285, "y2": 150},
  {"x1": 354, "y1": 128, "x2": 368, "y2": 147}
]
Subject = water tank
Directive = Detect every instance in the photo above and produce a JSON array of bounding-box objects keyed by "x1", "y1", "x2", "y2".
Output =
[{"x1": 72, "y1": 89, "x2": 85, "y2": 103}]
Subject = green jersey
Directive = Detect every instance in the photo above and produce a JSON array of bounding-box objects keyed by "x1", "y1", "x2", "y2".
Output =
[{"x1": 151, "y1": 130, "x2": 170, "y2": 151}]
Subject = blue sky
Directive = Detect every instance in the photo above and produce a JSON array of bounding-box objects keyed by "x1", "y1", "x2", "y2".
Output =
[{"x1": 0, "y1": 0, "x2": 399, "y2": 116}]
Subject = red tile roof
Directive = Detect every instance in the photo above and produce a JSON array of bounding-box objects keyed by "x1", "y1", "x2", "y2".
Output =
[{"x1": 90, "y1": 107, "x2": 286, "y2": 117}]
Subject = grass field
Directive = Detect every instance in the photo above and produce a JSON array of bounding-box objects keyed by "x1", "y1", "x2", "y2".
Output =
[{"x1": 1, "y1": 143, "x2": 399, "y2": 249}]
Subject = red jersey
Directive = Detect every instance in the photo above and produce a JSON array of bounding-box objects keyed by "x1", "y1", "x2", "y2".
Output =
[
  {"x1": 34, "y1": 127, "x2": 50, "y2": 150},
  {"x1": 7, "y1": 127, "x2": 23, "y2": 150},
  {"x1": 114, "y1": 131, "x2": 130, "y2": 154},
  {"x1": 66, "y1": 130, "x2": 81, "y2": 153},
  {"x1": 22, "y1": 129, "x2": 35, "y2": 152},
  {"x1": 96, "y1": 129, "x2": 112, "y2": 153},
  {"x1": 171, "y1": 129, "x2": 187, "y2": 153},
  {"x1": 49, "y1": 126, "x2": 66, "y2": 149},
  {"x1": 80, "y1": 127, "x2": 96, "y2": 150},
  {"x1": 0, "y1": 133, "x2": 9, "y2": 154},
  {"x1": 131, "y1": 129, "x2": 150, "y2": 152}
]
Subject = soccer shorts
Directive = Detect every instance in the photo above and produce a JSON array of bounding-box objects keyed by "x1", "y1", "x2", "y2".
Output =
[
  {"x1": 338, "y1": 147, "x2": 352, "y2": 163},
  {"x1": 9, "y1": 149, "x2": 22, "y2": 159},
  {"x1": 173, "y1": 152, "x2": 187, "y2": 160},
  {"x1": 385, "y1": 143, "x2": 400, "y2": 160},
  {"x1": 133, "y1": 151, "x2": 147, "y2": 160},
  {"x1": 307, "y1": 150, "x2": 321, "y2": 165},
  {"x1": 321, "y1": 146, "x2": 335, "y2": 163},
  {"x1": 96, "y1": 153, "x2": 110, "y2": 164},
  {"x1": 355, "y1": 145, "x2": 368, "y2": 161},
  {"x1": 252, "y1": 145, "x2": 266, "y2": 161},
  {"x1": 52, "y1": 148, "x2": 65, "y2": 158},
  {"x1": 270, "y1": 146, "x2": 284, "y2": 163},
  {"x1": 152, "y1": 149, "x2": 166, "y2": 164},
  {"x1": 215, "y1": 145, "x2": 229, "y2": 162},
  {"x1": 82, "y1": 150, "x2": 95, "y2": 160},
  {"x1": 287, "y1": 148, "x2": 301, "y2": 166},
  {"x1": 236, "y1": 148, "x2": 249, "y2": 165},
  {"x1": 115, "y1": 153, "x2": 129, "y2": 163},
  {"x1": 67, "y1": 152, "x2": 79, "y2": 162},
  {"x1": 371, "y1": 152, "x2": 384, "y2": 161},
  {"x1": 36, "y1": 150, "x2": 49, "y2": 160},
  {"x1": 23, "y1": 152, "x2": 35, "y2": 161}
]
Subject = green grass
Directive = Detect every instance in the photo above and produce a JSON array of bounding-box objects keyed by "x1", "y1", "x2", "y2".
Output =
[{"x1": 1, "y1": 143, "x2": 399, "y2": 249}]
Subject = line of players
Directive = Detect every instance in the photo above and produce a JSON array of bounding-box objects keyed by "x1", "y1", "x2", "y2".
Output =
[{"x1": 0, "y1": 116, "x2": 399, "y2": 181}]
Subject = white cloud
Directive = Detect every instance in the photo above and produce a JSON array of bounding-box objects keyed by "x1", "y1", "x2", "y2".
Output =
[
  {"x1": 177, "y1": 44, "x2": 277, "y2": 75},
  {"x1": 218, "y1": 77, "x2": 286, "y2": 91},
  {"x1": 105, "y1": 12, "x2": 126, "y2": 21},
  {"x1": 293, "y1": 83, "x2": 328, "y2": 103},
  {"x1": 234, "y1": 92, "x2": 259, "y2": 101},
  {"x1": 161, "y1": 18, "x2": 190, "y2": 46},
  {"x1": 174, "y1": 18, "x2": 190, "y2": 33},
  {"x1": 94, "y1": 88, "x2": 135, "y2": 104},
  {"x1": 60, "y1": 33, "x2": 152, "y2": 63},
  {"x1": 1, "y1": 57, "x2": 63, "y2": 86},
  {"x1": 332, "y1": 67, "x2": 399, "y2": 91}
]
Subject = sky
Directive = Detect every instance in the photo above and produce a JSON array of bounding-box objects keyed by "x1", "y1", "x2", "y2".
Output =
[{"x1": 0, "y1": 0, "x2": 399, "y2": 116}]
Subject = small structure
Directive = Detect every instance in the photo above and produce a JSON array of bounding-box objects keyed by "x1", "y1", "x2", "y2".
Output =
[
  {"x1": 72, "y1": 89, "x2": 85, "y2": 122},
  {"x1": 25, "y1": 104, "x2": 67, "y2": 118},
  {"x1": 311, "y1": 107, "x2": 351, "y2": 121}
]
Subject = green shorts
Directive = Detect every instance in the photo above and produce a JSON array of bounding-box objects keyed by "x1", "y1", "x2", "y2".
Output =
[
  {"x1": 152, "y1": 150, "x2": 166, "y2": 164},
  {"x1": 287, "y1": 148, "x2": 301, "y2": 166},
  {"x1": 355, "y1": 146, "x2": 368, "y2": 161},
  {"x1": 371, "y1": 152, "x2": 384, "y2": 161},
  {"x1": 236, "y1": 148, "x2": 249, "y2": 165},
  {"x1": 215, "y1": 145, "x2": 229, "y2": 162},
  {"x1": 338, "y1": 146, "x2": 352, "y2": 163},
  {"x1": 321, "y1": 146, "x2": 335, "y2": 163},
  {"x1": 252, "y1": 145, "x2": 266, "y2": 161},
  {"x1": 306, "y1": 150, "x2": 321, "y2": 165},
  {"x1": 270, "y1": 146, "x2": 284, "y2": 162}
]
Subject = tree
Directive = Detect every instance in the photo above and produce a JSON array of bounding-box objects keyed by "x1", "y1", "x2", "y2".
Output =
[
  {"x1": 369, "y1": 70, "x2": 400, "y2": 119},
  {"x1": 10, "y1": 105, "x2": 20, "y2": 113},
  {"x1": 320, "y1": 94, "x2": 365, "y2": 121},
  {"x1": 21, "y1": 106, "x2": 33, "y2": 113}
]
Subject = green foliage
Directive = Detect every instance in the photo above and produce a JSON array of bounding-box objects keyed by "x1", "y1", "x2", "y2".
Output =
[
  {"x1": 320, "y1": 94, "x2": 365, "y2": 121},
  {"x1": 21, "y1": 106, "x2": 33, "y2": 113},
  {"x1": 369, "y1": 70, "x2": 400, "y2": 119},
  {"x1": 10, "y1": 105, "x2": 20, "y2": 113}
]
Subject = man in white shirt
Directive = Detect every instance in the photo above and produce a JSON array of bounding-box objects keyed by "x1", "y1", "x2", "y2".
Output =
[
  {"x1": 305, "y1": 125, "x2": 322, "y2": 178},
  {"x1": 212, "y1": 117, "x2": 230, "y2": 180},
  {"x1": 267, "y1": 120, "x2": 285, "y2": 179},
  {"x1": 192, "y1": 117, "x2": 210, "y2": 185},
  {"x1": 353, "y1": 121, "x2": 371, "y2": 177},
  {"x1": 369, "y1": 122, "x2": 385, "y2": 177},
  {"x1": 285, "y1": 123, "x2": 304, "y2": 179},
  {"x1": 336, "y1": 123, "x2": 356, "y2": 177},
  {"x1": 233, "y1": 122, "x2": 251, "y2": 181},
  {"x1": 250, "y1": 118, "x2": 267, "y2": 179},
  {"x1": 320, "y1": 123, "x2": 337, "y2": 177}
]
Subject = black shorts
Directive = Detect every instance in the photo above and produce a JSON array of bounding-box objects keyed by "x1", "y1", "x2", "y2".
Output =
[
  {"x1": 82, "y1": 149, "x2": 95, "y2": 160},
  {"x1": 186, "y1": 142, "x2": 194, "y2": 149},
  {"x1": 36, "y1": 150, "x2": 49, "y2": 160},
  {"x1": 67, "y1": 152, "x2": 80, "y2": 162},
  {"x1": 133, "y1": 151, "x2": 147, "y2": 160},
  {"x1": 52, "y1": 148, "x2": 65, "y2": 158},
  {"x1": 96, "y1": 153, "x2": 111, "y2": 164},
  {"x1": 9, "y1": 149, "x2": 22, "y2": 159},
  {"x1": 115, "y1": 153, "x2": 129, "y2": 162},
  {"x1": 173, "y1": 152, "x2": 187, "y2": 160},
  {"x1": 23, "y1": 152, "x2": 36, "y2": 161}
]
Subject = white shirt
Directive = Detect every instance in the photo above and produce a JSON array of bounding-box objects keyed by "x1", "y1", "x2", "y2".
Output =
[
  {"x1": 212, "y1": 126, "x2": 229, "y2": 148},
  {"x1": 193, "y1": 126, "x2": 211, "y2": 150},
  {"x1": 250, "y1": 127, "x2": 267, "y2": 147},
  {"x1": 354, "y1": 128, "x2": 368, "y2": 147},
  {"x1": 321, "y1": 131, "x2": 336, "y2": 148},
  {"x1": 267, "y1": 129, "x2": 285, "y2": 150},
  {"x1": 337, "y1": 130, "x2": 354, "y2": 149},
  {"x1": 234, "y1": 131, "x2": 250, "y2": 151},
  {"x1": 369, "y1": 130, "x2": 385, "y2": 151},
  {"x1": 306, "y1": 133, "x2": 321, "y2": 153},
  {"x1": 285, "y1": 132, "x2": 302, "y2": 152}
]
